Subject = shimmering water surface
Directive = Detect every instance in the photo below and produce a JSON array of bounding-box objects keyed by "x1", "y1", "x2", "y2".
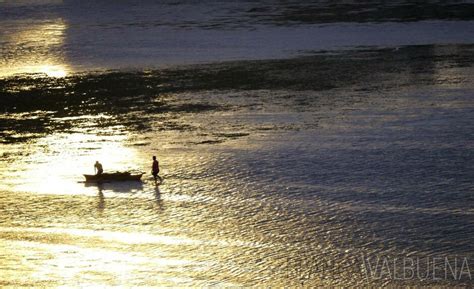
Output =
[{"x1": 1, "y1": 1, "x2": 474, "y2": 287}]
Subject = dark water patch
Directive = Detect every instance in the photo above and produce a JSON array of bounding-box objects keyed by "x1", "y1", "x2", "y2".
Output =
[
  {"x1": 1, "y1": 133, "x2": 46, "y2": 144},
  {"x1": 2, "y1": 44, "x2": 473, "y2": 111},
  {"x1": 246, "y1": 1, "x2": 474, "y2": 25},
  {"x1": 80, "y1": 147, "x2": 101, "y2": 151},
  {"x1": 0, "y1": 117, "x2": 73, "y2": 144},
  {"x1": 148, "y1": 44, "x2": 474, "y2": 93},
  {"x1": 254, "y1": 126, "x2": 275, "y2": 131},
  {"x1": 146, "y1": 103, "x2": 224, "y2": 114},
  {"x1": 1, "y1": 44, "x2": 473, "y2": 144},
  {"x1": 2, "y1": 1, "x2": 474, "y2": 34},
  {"x1": 129, "y1": 142, "x2": 151, "y2": 147},
  {"x1": 193, "y1": 140, "x2": 224, "y2": 145},
  {"x1": 214, "y1": 132, "x2": 250, "y2": 139}
]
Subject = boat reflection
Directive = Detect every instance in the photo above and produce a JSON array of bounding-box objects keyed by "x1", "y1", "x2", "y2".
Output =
[{"x1": 84, "y1": 181, "x2": 144, "y2": 193}]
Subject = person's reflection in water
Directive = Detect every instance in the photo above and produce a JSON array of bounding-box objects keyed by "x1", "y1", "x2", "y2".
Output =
[
  {"x1": 154, "y1": 186, "x2": 164, "y2": 211},
  {"x1": 97, "y1": 183, "x2": 105, "y2": 212}
]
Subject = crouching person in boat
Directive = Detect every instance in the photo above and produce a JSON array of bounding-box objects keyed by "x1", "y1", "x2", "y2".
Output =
[
  {"x1": 152, "y1": 156, "x2": 162, "y2": 184},
  {"x1": 94, "y1": 161, "x2": 103, "y2": 175}
]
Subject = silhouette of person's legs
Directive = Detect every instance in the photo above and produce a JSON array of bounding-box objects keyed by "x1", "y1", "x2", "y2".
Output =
[{"x1": 153, "y1": 173, "x2": 163, "y2": 185}]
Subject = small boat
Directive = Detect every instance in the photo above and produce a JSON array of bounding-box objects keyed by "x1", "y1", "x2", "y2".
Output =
[{"x1": 83, "y1": 172, "x2": 143, "y2": 182}]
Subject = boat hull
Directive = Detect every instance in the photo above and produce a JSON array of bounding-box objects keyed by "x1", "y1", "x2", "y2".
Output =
[{"x1": 83, "y1": 172, "x2": 143, "y2": 182}]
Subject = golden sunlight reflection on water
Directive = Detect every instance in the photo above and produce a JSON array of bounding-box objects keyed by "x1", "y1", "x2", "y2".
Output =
[
  {"x1": 0, "y1": 235, "x2": 205, "y2": 287},
  {"x1": 2, "y1": 132, "x2": 140, "y2": 194},
  {"x1": 0, "y1": 19, "x2": 71, "y2": 78},
  {"x1": 0, "y1": 120, "x2": 281, "y2": 286}
]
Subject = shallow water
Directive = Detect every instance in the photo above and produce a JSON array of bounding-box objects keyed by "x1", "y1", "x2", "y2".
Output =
[
  {"x1": 1, "y1": 1, "x2": 474, "y2": 287},
  {"x1": 2, "y1": 44, "x2": 474, "y2": 286}
]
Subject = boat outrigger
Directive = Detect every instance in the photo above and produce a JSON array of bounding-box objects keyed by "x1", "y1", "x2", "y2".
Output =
[{"x1": 83, "y1": 172, "x2": 143, "y2": 182}]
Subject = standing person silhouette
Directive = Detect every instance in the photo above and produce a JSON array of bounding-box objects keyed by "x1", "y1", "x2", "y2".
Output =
[{"x1": 151, "y1": 156, "x2": 162, "y2": 184}]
